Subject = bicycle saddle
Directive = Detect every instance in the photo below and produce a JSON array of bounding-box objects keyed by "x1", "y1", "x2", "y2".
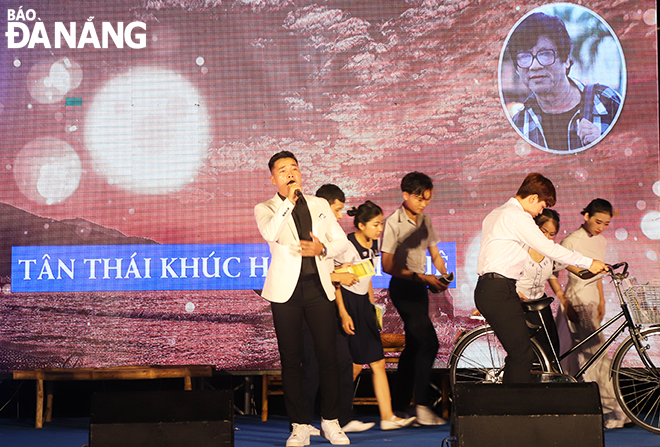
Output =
[{"x1": 520, "y1": 296, "x2": 554, "y2": 313}]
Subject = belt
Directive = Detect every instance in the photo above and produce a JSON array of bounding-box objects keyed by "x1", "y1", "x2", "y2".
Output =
[{"x1": 480, "y1": 272, "x2": 514, "y2": 281}]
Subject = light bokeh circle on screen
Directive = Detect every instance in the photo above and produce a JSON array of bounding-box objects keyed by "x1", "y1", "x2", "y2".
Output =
[
  {"x1": 652, "y1": 180, "x2": 660, "y2": 197},
  {"x1": 27, "y1": 58, "x2": 83, "y2": 104},
  {"x1": 85, "y1": 67, "x2": 210, "y2": 195},
  {"x1": 13, "y1": 137, "x2": 82, "y2": 205},
  {"x1": 641, "y1": 211, "x2": 660, "y2": 240}
]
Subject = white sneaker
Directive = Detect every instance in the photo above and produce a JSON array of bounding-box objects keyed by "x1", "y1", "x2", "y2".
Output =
[
  {"x1": 342, "y1": 420, "x2": 375, "y2": 433},
  {"x1": 287, "y1": 423, "x2": 311, "y2": 447},
  {"x1": 309, "y1": 425, "x2": 321, "y2": 436},
  {"x1": 415, "y1": 405, "x2": 447, "y2": 426},
  {"x1": 321, "y1": 418, "x2": 350, "y2": 445},
  {"x1": 380, "y1": 415, "x2": 416, "y2": 430}
]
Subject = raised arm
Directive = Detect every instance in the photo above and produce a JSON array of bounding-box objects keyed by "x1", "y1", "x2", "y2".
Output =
[
  {"x1": 513, "y1": 214, "x2": 604, "y2": 273},
  {"x1": 254, "y1": 198, "x2": 294, "y2": 243}
]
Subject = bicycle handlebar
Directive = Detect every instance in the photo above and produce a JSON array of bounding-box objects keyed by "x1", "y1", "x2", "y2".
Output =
[
  {"x1": 576, "y1": 262, "x2": 628, "y2": 280},
  {"x1": 609, "y1": 262, "x2": 628, "y2": 276},
  {"x1": 576, "y1": 269, "x2": 598, "y2": 280}
]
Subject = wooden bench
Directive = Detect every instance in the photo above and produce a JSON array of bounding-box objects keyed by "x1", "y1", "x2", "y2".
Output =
[
  {"x1": 13, "y1": 365, "x2": 214, "y2": 428},
  {"x1": 262, "y1": 371, "x2": 283, "y2": 421}
]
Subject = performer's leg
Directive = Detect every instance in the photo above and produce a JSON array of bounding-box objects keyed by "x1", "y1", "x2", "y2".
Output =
[
  {"x1": 303, "y1": 277, "x2": 340, "y2": 421},
  {"x1": 271, "y1": 283, "x2": 307, "y2": 424},
  {"x1": 301, "y1": 321, "x2": 320, "y2": 418},
  {"x1": 390, "y1": 279, "x2": 438, "y2": 407},
  {"x1": 475, "y1": 276, "x2": 534, "y2": 383},
  {"x1": 335, "y1": 329, "x2": 356, "y2": 426}
]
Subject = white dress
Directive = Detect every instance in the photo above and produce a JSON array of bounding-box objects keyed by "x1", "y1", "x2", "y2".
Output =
[{"x1": 555, "y1": 226, "x2": 628, "y2": 428}]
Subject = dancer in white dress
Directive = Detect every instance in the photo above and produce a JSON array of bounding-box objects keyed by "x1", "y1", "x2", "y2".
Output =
[{"x1": 555, "y1": 198, "x2": 629, "y2": 429}]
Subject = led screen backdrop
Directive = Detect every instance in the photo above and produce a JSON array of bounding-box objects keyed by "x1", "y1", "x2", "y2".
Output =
[{"x1": 0, "y1": 0, "x2": 658, "y2": 372}]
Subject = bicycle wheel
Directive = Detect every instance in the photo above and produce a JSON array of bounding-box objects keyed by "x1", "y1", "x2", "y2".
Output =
[
  {"x1": 611, "y1": 327, "x2": 660, "y2": 434},
  {"x1": 449, "y1": 325, "x2": 549, "y2": 387}
]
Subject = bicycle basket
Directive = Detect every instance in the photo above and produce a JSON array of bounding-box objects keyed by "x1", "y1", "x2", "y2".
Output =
[{"x1": 624, "y1": 283, "x2": 660, "y2": 325}]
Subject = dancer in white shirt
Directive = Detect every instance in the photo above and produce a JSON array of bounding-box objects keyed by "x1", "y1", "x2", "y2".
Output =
[
  {"x1": 475, "y1": 173, "x2": 606, "y2": 383},
  {"x1": 516, "y1": 208, "x2": 565, "y2": 361},
  {"x1": 335, "y1": 201, "x2": 416, "y2": 431}
]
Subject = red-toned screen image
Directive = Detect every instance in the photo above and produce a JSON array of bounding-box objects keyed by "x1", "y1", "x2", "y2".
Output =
[{"x1": 0, "y1": 0, "x2": 658, "y2": 372}]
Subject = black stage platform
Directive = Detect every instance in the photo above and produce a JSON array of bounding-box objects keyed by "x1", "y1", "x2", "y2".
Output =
[{"x1": 0, "y1": 414, "x2": 658, "y2": 447}]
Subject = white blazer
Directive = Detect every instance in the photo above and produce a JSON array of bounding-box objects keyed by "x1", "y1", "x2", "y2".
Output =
[{"x1": 254, "y1": 193, "x2": 349, "y2": 303}]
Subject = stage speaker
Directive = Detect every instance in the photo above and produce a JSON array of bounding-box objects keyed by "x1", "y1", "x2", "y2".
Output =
[
  {"x1": 451, "y1": 382, "x2": 603, "y2": 447},
  {"x1": 89, "y1": 389, "x2": 233, "y2": 447}
]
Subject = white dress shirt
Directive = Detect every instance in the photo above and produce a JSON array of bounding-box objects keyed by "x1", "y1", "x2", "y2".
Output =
[{"x1": 477, "y1": 198, "x2": 592, "y2": 280}]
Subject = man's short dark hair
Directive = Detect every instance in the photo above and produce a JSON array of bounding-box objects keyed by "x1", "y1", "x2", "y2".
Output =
[
  {"x1": 401, "y1": 172, "x2": 433, "y2": 196},
  {"x1": 516, "y1": 172, "x2": 556, "y2": 207},
  {"x1": 268, "y1": 151, "x2": 298, "y2": 172},
  {"x1": 315, "y1": 184, "x2": 345, "y2": 204},
  {"x1": 508, "y1": 12, "x2": 572, "y2": 66}
]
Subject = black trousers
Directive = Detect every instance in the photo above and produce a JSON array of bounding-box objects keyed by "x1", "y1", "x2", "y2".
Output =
[
  {"x1": 389, "y1": 277, "x2": 439, "y2": 409},
  {"x1": 301, "y1": 315, "x2": 355, "y2": 426},
  {"x1": 474, "y1": 275, "x2": 535, "y2": 383},
  {"x1": 271, "y1": 275, "x2": 340, "y2": 424}
]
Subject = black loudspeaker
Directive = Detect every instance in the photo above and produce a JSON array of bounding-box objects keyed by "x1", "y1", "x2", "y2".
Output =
[
  {"x1": 89, "y1": 389, "x2": 233, "y2": 447},
  {"x1": 451, "y1": 382, "x2": 603, "y2": 447}
]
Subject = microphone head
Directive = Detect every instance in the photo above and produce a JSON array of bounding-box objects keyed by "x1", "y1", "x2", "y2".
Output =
[{"x1": 294, "y1": 189, "x2": 303, "y2": 198}]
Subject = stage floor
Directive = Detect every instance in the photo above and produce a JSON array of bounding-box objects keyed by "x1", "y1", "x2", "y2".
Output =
[{"x1": 0, "y1": 414, "x2": 658, "y2": 447}]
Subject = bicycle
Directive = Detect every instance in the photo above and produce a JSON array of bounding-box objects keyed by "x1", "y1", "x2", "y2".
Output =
[{"x1": 447, "y1": 262, "x2": 660, "y2": 434}]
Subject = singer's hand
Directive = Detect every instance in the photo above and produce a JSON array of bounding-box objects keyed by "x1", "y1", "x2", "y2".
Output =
[
  {"x1": 286, "y1": 180, "x2": 302, "y2": 203},
  {"x1": 300, "y1": 232, "x2": 324, "y2": 257}
]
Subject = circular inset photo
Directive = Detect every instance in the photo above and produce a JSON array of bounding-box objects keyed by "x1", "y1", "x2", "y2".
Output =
[{"x1": 499, "y1": 4, "x2": 626, "y2": 154}]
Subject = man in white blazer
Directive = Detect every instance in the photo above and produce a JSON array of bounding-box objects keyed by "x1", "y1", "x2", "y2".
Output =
[{"x1": 255, "y1": 151, "x2": 350, "y2": 446}]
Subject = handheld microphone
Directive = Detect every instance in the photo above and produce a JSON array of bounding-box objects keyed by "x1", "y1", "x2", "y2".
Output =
[{"x1": 287, "y1": 180, "x2": 304, "y2": 201}]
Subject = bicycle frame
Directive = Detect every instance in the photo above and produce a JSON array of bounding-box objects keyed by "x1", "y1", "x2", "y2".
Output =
[
  {"x1": 551, "y1": 262, "x2": 658, "y2": 378},
  {"x1": 555, "y1": 309, "x2": 627, "y2": 378}
]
